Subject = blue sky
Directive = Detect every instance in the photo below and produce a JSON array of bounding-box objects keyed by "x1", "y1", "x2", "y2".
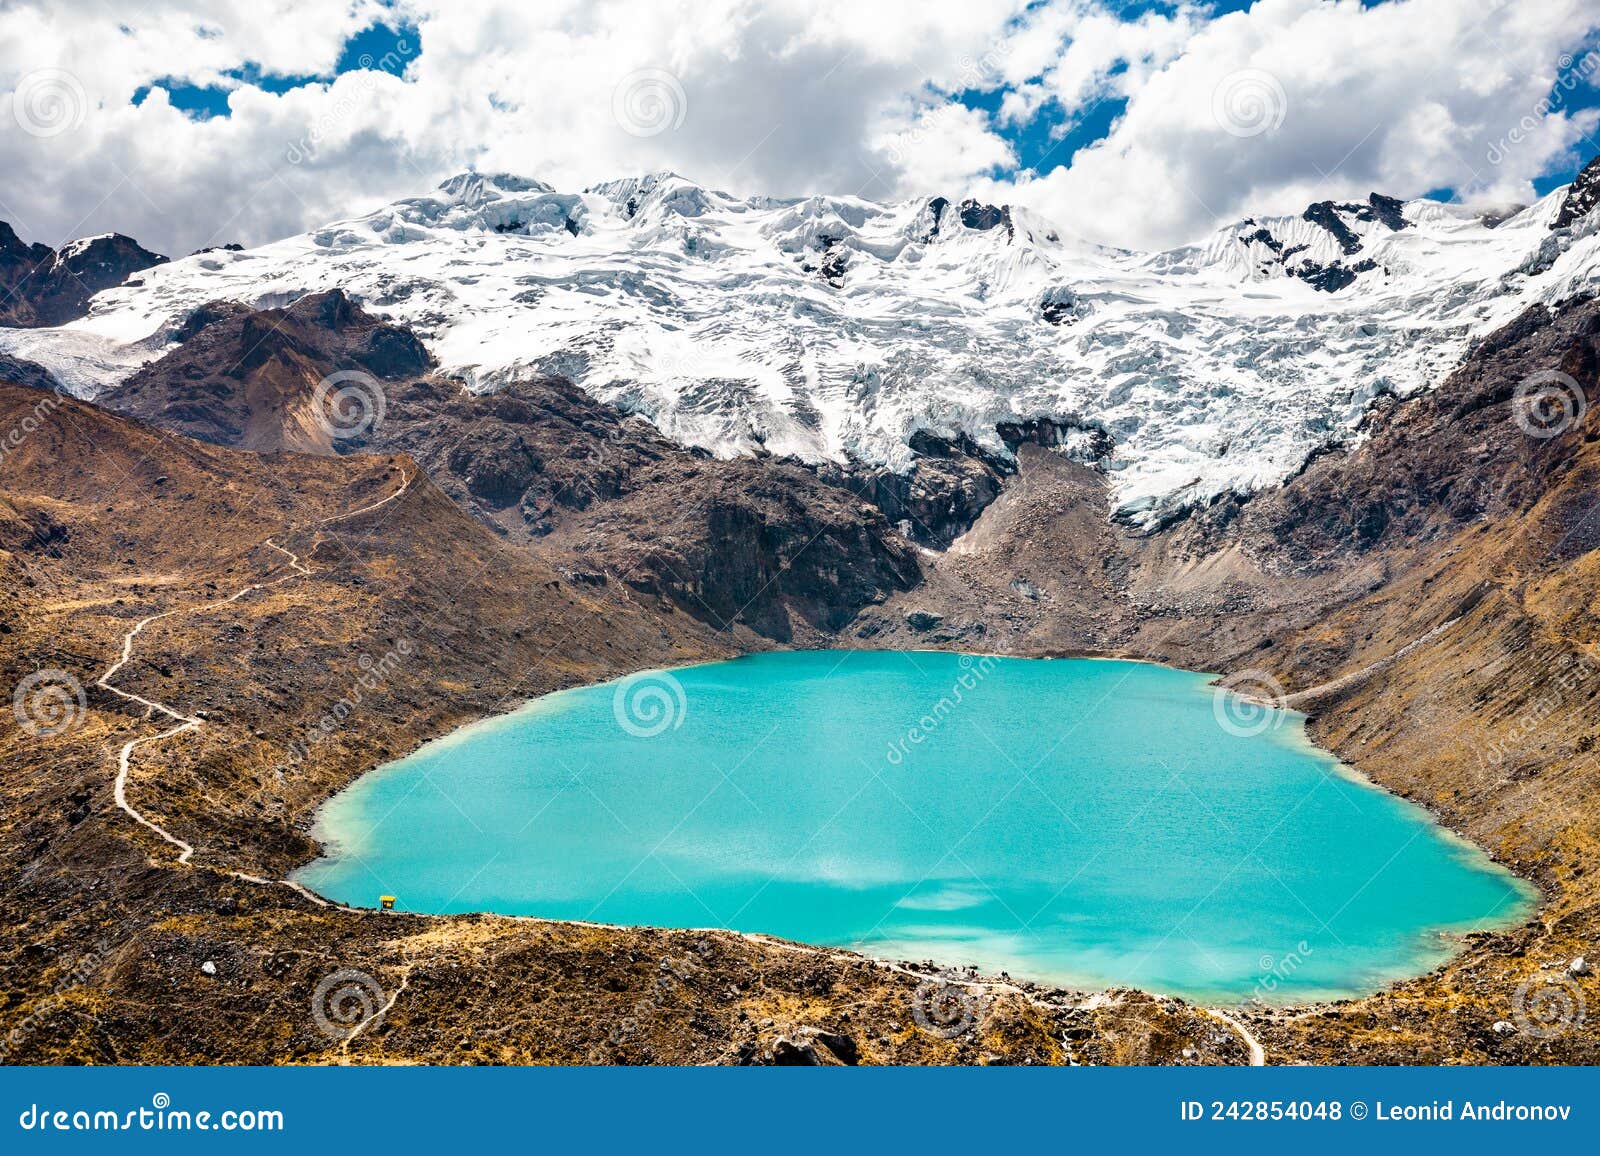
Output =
[
  {"x1": 133, "y1": 3, "x2": 1600, "y2": 208},
  {"x1": 132, "y1": 21, "x2": 418, "y2": 118}
]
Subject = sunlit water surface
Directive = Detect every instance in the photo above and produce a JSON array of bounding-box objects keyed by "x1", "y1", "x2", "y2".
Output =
[{"x1": 297, "y1": 651, "x2": 1534, "y2": 1001}]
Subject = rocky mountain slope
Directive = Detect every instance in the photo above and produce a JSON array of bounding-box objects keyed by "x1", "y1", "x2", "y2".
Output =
[
  {"x1": 0, "y1": 222, "x2": 165, "y2": 329},
  {"x1": 106, "y1": 290, "x2": 923, "y2": 641},
  {"x1": 0, "y1": 382, "x2": 1234, "y2": 1066},
  {"x1": 4, "y1": 159, "x2": 1600, "y2": 1065}
]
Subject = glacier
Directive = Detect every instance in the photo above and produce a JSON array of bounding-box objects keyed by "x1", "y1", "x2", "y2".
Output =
[{"x1": 6, "y1": 168, "x2": 1600, "y2": 528}]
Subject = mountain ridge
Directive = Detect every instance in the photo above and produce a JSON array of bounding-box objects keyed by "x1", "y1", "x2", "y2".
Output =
[{"x1": 8, "y1": 160, "x2": 1600, "y2": 529}]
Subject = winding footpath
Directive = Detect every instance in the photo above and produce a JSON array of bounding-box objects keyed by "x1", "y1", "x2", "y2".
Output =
[
  {"x1": 1279, "y1": 616, "x2": 1462, "y2": 711},
  {"x1": 95, "y1": 470, "x2": 411, "y2": 899},
  {"x1": 1204, "y1": 1008, "x2": 1266, "y2": 1066}
]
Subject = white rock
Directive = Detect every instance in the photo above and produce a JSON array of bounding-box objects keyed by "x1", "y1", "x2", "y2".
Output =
[
  {"x1": 1491, "y1": 1020, "x2": 1516, "y2": 1035},
  {"x1": 1569, "y1": 956, "x2": 1589, "y2": 976},
  {"x1": 200, "y1": 960, "x2": 216, "y2": 976}
]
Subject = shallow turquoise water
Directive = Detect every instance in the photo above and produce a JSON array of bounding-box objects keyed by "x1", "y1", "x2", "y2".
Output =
[{"x1": 296, "y1": 651, "x2": 1535, "y2": 1001}]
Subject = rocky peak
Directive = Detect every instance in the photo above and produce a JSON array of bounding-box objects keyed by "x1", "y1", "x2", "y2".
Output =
[
  {"x1": 957, "y1": 199, "x2": 1014, "y2": 240},
  {"x1": 0, "y1": 222, "x2": 166, "y2": 327},
  {"x1": 1553, "y1": 154, "x2": 1600, "y2": 230},
  {"x1": 107, "y1": 289, "x2": 431, "y2": 453},
  {"x1": 1302, "y1": 192, "x2": 1409, "y2": 255}
]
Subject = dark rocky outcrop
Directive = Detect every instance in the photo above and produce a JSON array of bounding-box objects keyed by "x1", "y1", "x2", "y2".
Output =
[
  {"x1": 108, "y1": 289, "x2": 430, "y2": 453},
  {"x1": 957, "y1": 199, "x2": 1014, "y2": 241},
  {"x1": 102, "y1": 295, "x2": 920, "y2": 641},
  {"x1": 1302, "y1": 201, "x2": 1364, "y2": 255},
  {"x1": 0, "y1": 350, "x2": 60, "y2": 392},
  {"x1": 835, "y1": 430, "x2": 1011, "y2": 550},
  {"x1": 0, "y1": 222, "x2": 167, "y2": 327},
  {"x1": 1303, "y1": 192, "x2": 1410, "y2": 254},
  {"x1": 1553, "y1": 154, "x2": 1600, "y2": 230}
]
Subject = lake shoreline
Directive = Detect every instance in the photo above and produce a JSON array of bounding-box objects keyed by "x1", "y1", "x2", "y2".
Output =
[{"x1": 295, "y1": 648, "x2": 1537, "y2": 1009}]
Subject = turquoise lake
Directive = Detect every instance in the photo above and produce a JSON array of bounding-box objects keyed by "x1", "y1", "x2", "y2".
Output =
[{"x1": 296, "y1": 651, "x2": 1535, "y2": 1002}]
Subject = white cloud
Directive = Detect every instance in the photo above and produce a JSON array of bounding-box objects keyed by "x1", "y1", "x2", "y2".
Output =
[
  {"x1": 0, "y1": 0, "x2": 1597, "y2": 256},
  {"x1": 993, "y1": 0, "x2": 1600, "y2": 247}
]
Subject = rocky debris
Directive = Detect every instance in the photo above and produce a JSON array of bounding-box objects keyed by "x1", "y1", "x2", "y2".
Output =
[
  {"x1": 758, "y1": 1026, "x2": 860, "y2": 1066},
  {"x1": 904, "y1": 609, "x2": 943, "y2": 632},
  {"x1": 0, "y1": 222, "x2": 167, "y2": 327}
]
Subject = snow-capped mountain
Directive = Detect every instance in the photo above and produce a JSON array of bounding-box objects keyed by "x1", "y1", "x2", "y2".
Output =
[{"x1": 7, "y1": 167, "x2": 1600, "y2": 527}]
